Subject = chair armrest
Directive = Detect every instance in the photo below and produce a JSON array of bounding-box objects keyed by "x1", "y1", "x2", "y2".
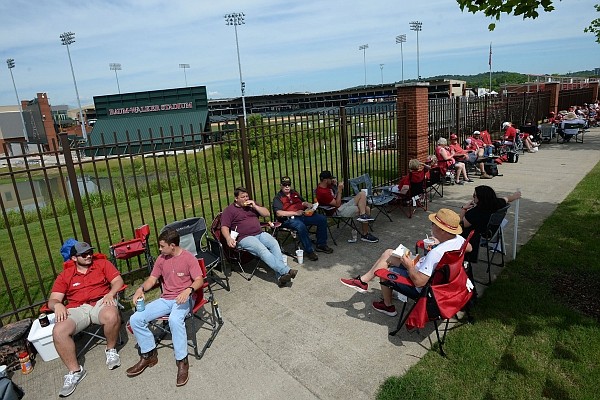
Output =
[{"x1": 374, "y1": 268, "x2": 414, "y2": 287}]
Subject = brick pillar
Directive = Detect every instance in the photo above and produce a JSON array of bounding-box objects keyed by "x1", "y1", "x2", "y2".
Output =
[
  {"x1": 396, "y1": 83, "x2": 429, "y2": 177},
  {"x1": 36, "y1": 93, "x2": 58, "y2": 151},
  {"x1": 589, "y1": 81, "x2": 599, "y2": 103},
  {"x1": 546, "y1": 82, "x2": 560, "y2": 116}
]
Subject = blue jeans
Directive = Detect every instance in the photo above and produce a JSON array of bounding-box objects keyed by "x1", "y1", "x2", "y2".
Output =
[
  {"x1": 389, "y1": 267, "x2": 421, "y2": 298},
  {"x1": 238, "y1": 232, "x2": 289, "y2": 279},
  {"x1": 129, "y1": 297, "x2": 191, "y2": 360},
  {"x1": 484, "y1": 146, "x2": 494, "y2": 157},
  {"x1": 281, "y1": 214, "x2": 328, "y2": 253}
]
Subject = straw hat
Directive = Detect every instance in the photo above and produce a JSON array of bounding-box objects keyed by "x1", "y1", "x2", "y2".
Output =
[
  {"x1": 564, "y1": 111, "x2": 578, "y2": 120},
  {"x1": 428, "y1": 208, "x2": 462, "y2": 235}
]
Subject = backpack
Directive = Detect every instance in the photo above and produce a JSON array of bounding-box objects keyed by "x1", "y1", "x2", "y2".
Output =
[
  {"x1": 507, "y1": 152, "x2": 519, "y2": 163},
  {"x1": 484, "y1": 162, "x2": 499, "y2": 176}
]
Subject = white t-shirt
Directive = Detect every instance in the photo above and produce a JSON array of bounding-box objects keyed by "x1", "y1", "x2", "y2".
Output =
[{"x1": 416, "y1": 235, "x2": 466, "y2": 277}]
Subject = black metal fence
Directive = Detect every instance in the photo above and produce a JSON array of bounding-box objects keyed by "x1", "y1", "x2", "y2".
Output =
[{"x1": 0, "y1": 104, "x2": 405, "y2": 325}]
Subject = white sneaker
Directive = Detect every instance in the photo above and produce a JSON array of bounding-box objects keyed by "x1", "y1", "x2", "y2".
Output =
[
  {"x1": 105, "y1": 348, "x2": 121, "y2": 370},
  {"x1": 59, "y1": 366, "x2": 87, "y2": 397}
]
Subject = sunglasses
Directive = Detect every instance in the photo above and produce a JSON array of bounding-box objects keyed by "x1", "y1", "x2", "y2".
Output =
[
  {"x1": 78, "y1": 251, "x2": 93, "y2": 258},
  {"x1": 281, "y1": 183, "x2": 291, "y2": 187}
]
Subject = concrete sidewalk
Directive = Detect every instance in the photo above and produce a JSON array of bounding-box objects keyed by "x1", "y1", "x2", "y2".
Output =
[{"x1": 12, "y1": 128, "x2": 600, "y2": 399}]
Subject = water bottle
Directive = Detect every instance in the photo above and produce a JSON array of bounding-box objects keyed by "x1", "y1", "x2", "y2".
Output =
[
  {"x1": 348, "y1": 229, "x2": 358, "y2": 243},
  {"x1": 136, "y1": 297, "x2": 145, "y2": 312}
]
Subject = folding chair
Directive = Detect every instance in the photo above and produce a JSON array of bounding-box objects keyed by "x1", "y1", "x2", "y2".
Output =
[
  {"x1": 316, "y1": 204, "x2": 360, "y2": 246},
  {"x1": 161, "y1": 217, "x2": 229, "y2": 291},
  {"x1": 109, "y1": 224, "x2": 155, "y2": 277},
  {"x1": 210, "y1": 212, "x2": 279, "y2": 281},
  {"x1": 149, "y1": 258, "x2": 223, "y2": 360},
  {"x1": 375, "y1": 231, "x2": 474, "y2": 357},
  {"x1": 40, "y1": 253, "x2": 127, "y2": 358},
  {"x1": 348, "y1": 173, "x2": 394, "y2": 222},
  {"x1": 425, "y1": 166, "x2": 443, "y2": 201},
  {"x1": 478, "y1": 204, "x2": 510, "y2": 285},
  {"x1": 392, "y1": 171, "x2": 427, "y2": 218},
  {"x1": 539, "y1": 124, "x2": 556, "y2": 142},
  {"x1": 558, "y1": 122, "x2": 586, "y2": 143}
]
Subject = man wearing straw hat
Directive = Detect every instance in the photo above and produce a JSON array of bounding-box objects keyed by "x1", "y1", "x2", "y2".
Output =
[
  {"x1": 339, "y1": 208, "x2": 471, "y2": 316},
  {"x1": 558, "y1": 111, "x2": 586, "y2": 143}
]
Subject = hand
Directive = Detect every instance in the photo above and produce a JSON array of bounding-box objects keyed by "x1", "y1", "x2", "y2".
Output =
[
  {"x1": 244, "y1": 199, "x2": 256, "y2": 207},
  {"x1": 337, "y1": 182, "x2": 344, "y2": 190},
  {"x1": 227, "y1": 237, "x2": 237, "y2": 248},
  {"x1": 101, "y1": 294, "x2": 117, "y2": 307},
  {"x1": 54, "y1": 303, "x2": 69, "y2": 323},
  {"x1": 132, "y1": 290, "x2": 144, "y2": 305},
  {"x1": 175, "y1": 288, "x2": 192, "y2": 305},
  {"x1": 296, "y1": 209, "x2": 305, "y2": 216},
  {"x1": 400, "y1": 253, "x2": 414, "y2": 268}
]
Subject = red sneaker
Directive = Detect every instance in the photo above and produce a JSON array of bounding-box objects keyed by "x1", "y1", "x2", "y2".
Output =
[
  {"x1": 372, "y1": 300, "x2": 397, "y2": 316},
  {"x1": 340, "y1": 277, "x2": 368, "y2": 293}
]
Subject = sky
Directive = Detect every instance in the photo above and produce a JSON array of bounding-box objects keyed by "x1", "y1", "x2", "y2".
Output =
[{"x1": 0, "y1": 0, "x2": 598, "y2": 108}]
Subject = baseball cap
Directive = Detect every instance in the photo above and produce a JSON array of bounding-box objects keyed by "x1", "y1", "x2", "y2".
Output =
[
  {"x1": 319, "y1": 170, "x2": 336, "y2": 180},
  {"x1": 70, "y1": 241, "x2": 94, "y2": 257},
  {"x1": 280, "y1": 176, "x2": 292, "y2": 186},
  {"x1": 473, "y1": 130, "x2": 481, "y2": 135},
  {"x1": 502, "y1": 122, "x2": 510, "y2": 129}
]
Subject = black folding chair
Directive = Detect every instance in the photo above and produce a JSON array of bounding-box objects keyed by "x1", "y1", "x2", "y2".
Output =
[
  {"x1": 348, "y1": 173, "x2": 394, "y2": 222},
  {"x1": 478, "y1": 204, "x2": 510, "y2": 285}
]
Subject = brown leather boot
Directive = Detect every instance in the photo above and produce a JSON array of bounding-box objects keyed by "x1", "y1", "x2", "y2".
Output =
[
  {"x1": 176, "y1": 357, "x2": 189, "y2": 386},
  {"x1": 126, "y1": 349, "x2": 158, "y2": 377}
]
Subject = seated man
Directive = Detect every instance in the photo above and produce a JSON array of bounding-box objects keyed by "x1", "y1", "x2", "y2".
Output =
[
  {"x1": 502, "y1": 122, "x2": 537, "y2": 153},
  {"x1": 473, "y1": 130, "x2": 494, "y2": 157},
  {"x1": 559, "y1": 111, "x2": 586, "y2": 142},
  {"x1": 340, "y1": 208, "x2": 470, "y2": 316},
  {"x1": 221, "y1": 187, "x2": 298, "y2": 287},
  {"x1": 465, "y1": 133, "x2": 493, "y2": 179},
  {"x1": 316, "y1": 170, "x2": 378, "y2": 243},
  {"x1": 127, "y1": 228, "x2": 204, "y2": 386},
  {"x1": 49, "y1": 241, "x2": 124, "y2": 397},
  {"x1": 273, "y1": 176, "x2": 333, "y2": 261},
  {"x1": 448, "y1": 134, "x2": 491, "y2": 179}
]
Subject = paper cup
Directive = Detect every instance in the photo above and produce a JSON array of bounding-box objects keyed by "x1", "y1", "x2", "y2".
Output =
[
  {"x1": 230, "y1": 231, "x2": 239, "y2": 240},
  {"x1": 295, "y1": 249, "x2": 304, "y2": 264},
  {"x1": 282, "y1": 254, "x2": 288, "y2": 266},
  {"x1": 361, "y1": 188, "x2": 369, "y2": 195},
  {"x1": 423, "y1": 238, "x2": 435, "y2": 249},
  {"x1": 0, "y1": 365, "x2": 7, "y2": 377}
]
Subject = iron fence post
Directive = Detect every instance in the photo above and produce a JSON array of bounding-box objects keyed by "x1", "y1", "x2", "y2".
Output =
[
  {"x1": 59, "y1": 132, "x2": 90, "y2": 243},
  {"x1": 339, "y1": 107, "x2": 350, "y2": 195},
  {"x1": 238, "y1": 115, "x2": 253, "y2": 194}
]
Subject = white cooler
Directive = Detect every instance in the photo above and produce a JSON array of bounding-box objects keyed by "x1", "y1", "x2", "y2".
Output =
[{"x1": 27, "y1": 314, "x2": 59, "y2": 361}]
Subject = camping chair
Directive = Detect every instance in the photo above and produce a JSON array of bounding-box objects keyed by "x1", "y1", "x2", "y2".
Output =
[
  {"x1": 425, "y1": 166, "x2": 443, "y2": 201},
  {"x1": 518, "y1": 124, "x2": 541, "y2": 143},
  {"x1": 557, "y1": 122, "x2": 586, "y2": 143},
  {"x1": 109, "y1": 224, "x2": 155, "y2": 278},
  {"x1": 161, "y1": 217, "x2": 229, "y2": 291},
  {"x1": 375, "y1": 231, "x2": 474, "y2": 357},
  {"x1": 316, "y1": 204, "x2": 361, "y2": 245},
  {"x1": 392, "y1": 171, "x2": 427, "y2": 218},
  {"x1": 40, "y1": 253, "x2": 127, "y2": 358},
  {"x1": 210, "y1": 212, "x2": 279, "y2": 281},
  {"x1": 478, "y1": 204, "x2": 510, "y2": 285},
  {"x1": 149, "y1": 258, "x2": 223, "y2": 360},
  {"x1": 348, "y1": 173, "x2": 395, "y2": 222},
  {"x1": 539, "y1": 124, "x2": 556, "y2": 142}
]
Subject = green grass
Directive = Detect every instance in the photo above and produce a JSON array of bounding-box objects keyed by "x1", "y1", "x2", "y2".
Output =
[{"x1": 377, "y1": 162, "x2": 600, "y2": 400}]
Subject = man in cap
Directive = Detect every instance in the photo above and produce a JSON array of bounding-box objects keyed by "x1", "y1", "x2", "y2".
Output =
[
  {"x1": 49, "y1": 241, "x2": 124, "y2": 397},
  {"x1": 503, "y1": 122, "x2": 537, "y2": 152},
  {"x1": 340, "y1": 208, "x2": 470, "y2": 316},
  {"x1": 221, "y1": 187, "x2": 298, "y2": 287},
  {"x1": 558, "y1": 111, "x2": 586, "y2": 143},
  {"x1": 316, "y1": 170, "x2": 379, "y2": 243},
  {"x1": 273, "y1": 176, "x2": 333, "y2": 261}
]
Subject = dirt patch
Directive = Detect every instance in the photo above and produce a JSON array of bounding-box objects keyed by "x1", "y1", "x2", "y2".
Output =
[{"x1": 553, "y1": 273, "x2": 600, "y2": 322}]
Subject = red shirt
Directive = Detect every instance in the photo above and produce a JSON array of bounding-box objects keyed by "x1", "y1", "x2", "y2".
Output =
[
  {"x1": 151, "y1": 250, "x2": 201, "y2": 300},
  {"x1": 316, "y1": 185, "x2": 335, "y2": 206},
  {"x1": 480, "y1": 131, "x2": 493, "y2": 145},
  {"x1": 469, "y1": 137, "x2": 485, "y2": 149},
  {"x1": 504, "y1": 126, "x2": 517, "y2": 141},
  {"x1": 51, "y1": 255, "x2": 121, "y2": 309}
]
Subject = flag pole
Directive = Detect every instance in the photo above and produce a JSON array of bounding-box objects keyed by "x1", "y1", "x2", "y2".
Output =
[{"x1": 489, "y1": 42, "x2": 492, "y2": 93}]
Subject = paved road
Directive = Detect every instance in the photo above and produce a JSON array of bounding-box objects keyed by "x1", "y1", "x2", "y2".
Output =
[{"x1": 12, "y1": 128, "x2": 600, "y2": 399}]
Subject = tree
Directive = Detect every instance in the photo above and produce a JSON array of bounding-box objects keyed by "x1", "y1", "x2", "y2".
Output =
[{"x1": 457, "y1": 0, "x2": 600, "y2": 43}]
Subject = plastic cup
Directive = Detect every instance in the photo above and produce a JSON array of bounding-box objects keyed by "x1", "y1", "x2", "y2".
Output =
[
  {"x1": 0, "y1": 365, "x2": 7, "y2": 377},
  {"x1": 361, "y1": 188, "x2": 369, "y2": 195},
  {"x1": 423, "y1": 238, "x2": 436, "y2": 253},
  {"x1": 295, "y1": 249, "x2": 304, "y2": 264},
  {"x1": 282, "y1": 254, "x2": 288, "y2": 266},
  {"x1": 230, "y1": 230, "x2": 239, "y2": 240}
]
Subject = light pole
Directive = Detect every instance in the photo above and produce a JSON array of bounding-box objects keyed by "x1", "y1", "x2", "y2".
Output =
[
  {"x1": 379, "y1": 64, "x2": 384, "y2": 85},
  {"x1": 109, "y1": 63, "x2": 122, "y2": 93},
  {"x1": 225, "y1": 12, "x2": 247, "y2": 125},
  {"x1": 60, "y1": 31, "x2": 87, "y2": 141},
  {"x1": 395, "y1": 34, "x2": 406, "y2": 83},
  {"x1": 359, "y1": 44, "x2": 369, "y2": 87},
  {"x1": 6, "y1": 59, "x2": 29, "y2": 142},
  {"x1": 179, "y1": 63, "x2": 190, "y2": 87},
  {"x1": 409, "y1": 21, "x2": 422, "y2": 81}
]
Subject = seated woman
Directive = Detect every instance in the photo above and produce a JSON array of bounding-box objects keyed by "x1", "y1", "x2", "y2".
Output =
[
  {"x1": 391, "y1": 159, "x2": 428, "y2": 194},
  {"x1": 459, "y1": 185, "x2": 521, "y2": 266},
  {"x1": 435, "y1": 137, "x2": 471, "y2": 185}
]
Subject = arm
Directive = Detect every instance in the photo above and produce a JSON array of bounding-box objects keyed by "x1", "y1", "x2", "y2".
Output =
[
  {"x1": 399, "y1": 255, "x2": 429, "y2": 287},
  {"x1": 504, "y1": 191, "x2": 521, "y2": 203},
  {"x1": 221, "y1": 225, "x2": 237, "y2": 248},
  {"x1": 175, "y1": 275, "x2": 204, "y2": 305},
  {"x1": 132, "y1": 275, "x2": 159, "y2": 304},
  {"x1": 101, "y1": 275, "x2": 125, "y2": 306},
  {"x1": 47, "y1": 292, "x2": 69, "y2": 323},
  {"x1": 245, "y1": 199, "x2": 271, "y2": 218}
]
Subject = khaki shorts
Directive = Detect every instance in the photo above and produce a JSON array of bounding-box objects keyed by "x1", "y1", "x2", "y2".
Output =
[
  {"x1": 67, "y1": 301, "x2": 112, "y2": 334},
  {"x1": 337, "y1": 201, "x2": 359, "y2": 217}
]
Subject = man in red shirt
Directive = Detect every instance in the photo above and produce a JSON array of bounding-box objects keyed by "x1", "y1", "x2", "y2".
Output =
[
  {"x1": 49, "y1": 241, "x2": 124, "y2": 397},
  {"x1": 273, "y1": 176, "x2": 333, "y2": 261},
  {"x1": 316, "y1": 170, "x2": 378, "y2": 243}
]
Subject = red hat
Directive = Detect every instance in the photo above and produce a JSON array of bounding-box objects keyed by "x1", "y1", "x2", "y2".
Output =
[{"x1": 450, "y1": 134, "x2": 458, "y2": 140}]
